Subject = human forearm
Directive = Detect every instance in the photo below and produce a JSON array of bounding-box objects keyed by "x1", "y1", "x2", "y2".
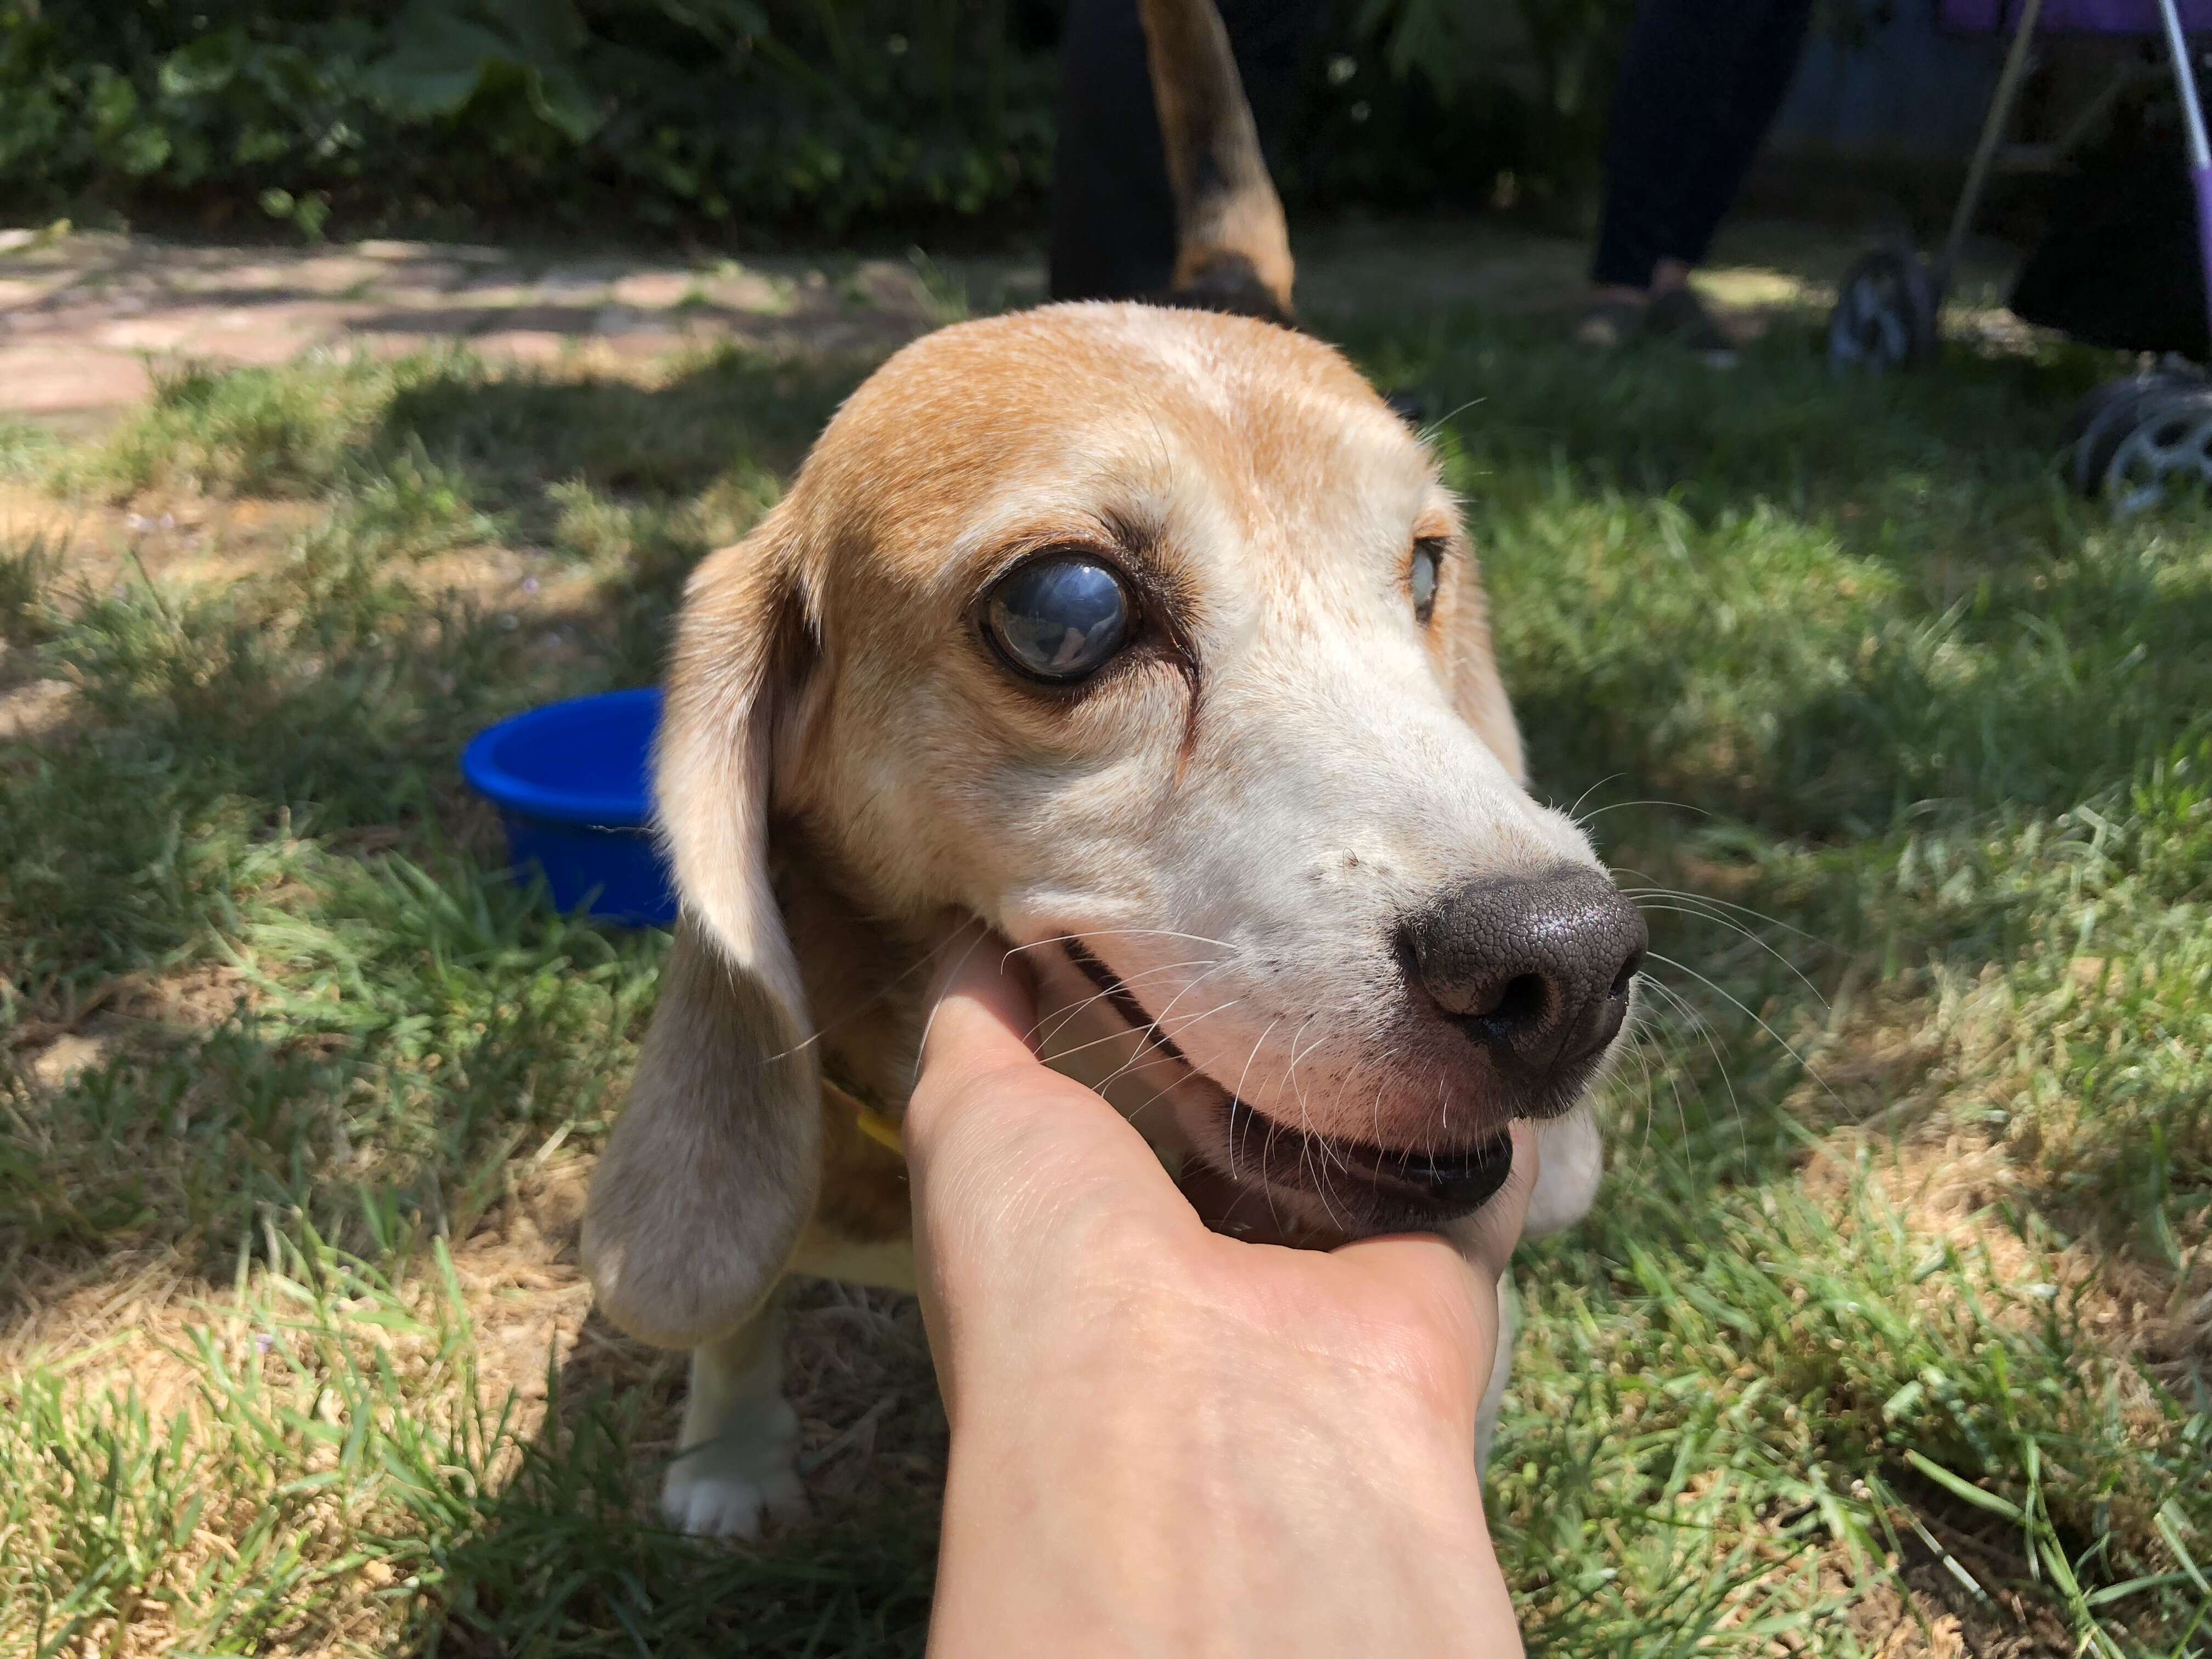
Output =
[{"x1": 930, "y1": 1356, "x2": 1520, "y2": 1657}]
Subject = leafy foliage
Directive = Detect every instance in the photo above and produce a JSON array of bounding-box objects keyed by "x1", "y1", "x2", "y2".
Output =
[
  {"x1": 0, "y1": 0, "x2": 1630, "y2": 239},
  {"x1": 0, "y1": 0, "x2": 1059, "y2": 234}
]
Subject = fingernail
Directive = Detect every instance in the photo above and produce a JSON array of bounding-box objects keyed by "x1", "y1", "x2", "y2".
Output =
[{"x1": 924, "y1": 914, "x2": 1031, "y2": 1004}]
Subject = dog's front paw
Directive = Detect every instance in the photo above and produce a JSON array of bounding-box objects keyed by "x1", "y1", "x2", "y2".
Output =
[
  {"x1": 661, "y1": 1465, "x2": 808, "y2": 1539},
  {"x1": 662, "y1": 1396, "x2": 808, "y2": 1539}
]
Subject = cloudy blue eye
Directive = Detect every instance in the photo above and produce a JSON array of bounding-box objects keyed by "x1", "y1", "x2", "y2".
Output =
[
  {"x1": 1410, "y1": 540, "x2": 1442, "y2": 624},
  {"x1": 984, "y1": 554, "x2": 1133, "y2": 683}
]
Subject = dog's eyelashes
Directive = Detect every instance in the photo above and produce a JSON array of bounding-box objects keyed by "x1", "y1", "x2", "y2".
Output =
[
  {"x1": 983, "y1": 552, "x2": 1134, "y2": 684},
  {"x1": 1409, "y1": 539, "x2": 1443, "y2": 626}
]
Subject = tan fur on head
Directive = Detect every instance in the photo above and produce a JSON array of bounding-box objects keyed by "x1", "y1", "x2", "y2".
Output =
[{"x1": 583, "y1": 24, "x2": 1637, "y2": 1537}]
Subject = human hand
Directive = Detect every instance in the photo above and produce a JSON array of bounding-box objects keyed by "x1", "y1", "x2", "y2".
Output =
[{"x1": 905, "y1": 924, "x2": 1534, "y2": 1657}]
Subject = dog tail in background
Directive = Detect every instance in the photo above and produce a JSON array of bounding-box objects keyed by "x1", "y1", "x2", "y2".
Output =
[{"x1": 1137, "y1": 0, "x2": 1296, "y2": 325}]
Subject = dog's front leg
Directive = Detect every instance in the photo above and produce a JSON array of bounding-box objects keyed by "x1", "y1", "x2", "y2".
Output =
[
  {"x1": 1474, "y1": 1273, "x2": 1516, "y2": 1474},
  {"x1": 1470, "y1": 1108, "x2": 1600, "y2": 1472},
  {"x1": 662, "y1": 1285, "x2": 807, "y2": 1538}
]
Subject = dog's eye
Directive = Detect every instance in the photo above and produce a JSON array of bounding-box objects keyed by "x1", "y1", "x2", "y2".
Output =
[
  {"x1": 984, "y1": 554, "x2": 1133, "y2": 682},
  {"x1": 1410, "y1": 540, "x2": 1443, "y2": 625}
]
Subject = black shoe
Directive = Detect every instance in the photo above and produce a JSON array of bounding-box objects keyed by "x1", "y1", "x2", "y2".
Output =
[
  {"x1": 1572, "y1": 297, "x2": 1646, "y2": 351},
  {"x1": 1643, "y1": 286, "x2": 1741, "y2": 367}
]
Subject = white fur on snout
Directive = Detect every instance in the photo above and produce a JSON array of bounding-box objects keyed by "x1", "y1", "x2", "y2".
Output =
[{"x1": 999, "y1": 612, "x2": 1604, "y2": 1160}]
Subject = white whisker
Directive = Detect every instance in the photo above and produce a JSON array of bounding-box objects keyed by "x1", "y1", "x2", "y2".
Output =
[
  {"x1": 1415, "y1": 393, "x2": 1488, "y2": 444},
  {"x1": 1093, "y1": 957, "x2": 1251, "y2": 1091},
  {"x1": 1224, "y1": 1017, "x2": 1280, "y2": 1184},
  {"x1": 906, "y1": 924, "x2": 996, "y2": 1085},
  {"x1": 1030, "y1": 957, "x2": 1224, "y2": 1051},
  {"x1": 1646, "y1": 951, "x2": 1840, "y2": 1110},
  {"x1": 1628, "y1": 981, "x2": 1711, "y2": 1145},
  {"x1": 1118, "y1": 999, "x2": 1251, "y2": 1128},
  {"x1": 1611, "y1": 877, "x2": 1829, "y2": 950},
  {"x1": 1003, "y1": 927, "x2": 1244, "y2": 957},
  {"x1": 1627, "y1": 900, "x2": 1829, "y2": 1009},
  {"x1": 1575, "y1": 798, "x2": 1711, "y2": 827},
  {"x1": 1562, "y1": 771, "x2": 1626, "y2": 827}
]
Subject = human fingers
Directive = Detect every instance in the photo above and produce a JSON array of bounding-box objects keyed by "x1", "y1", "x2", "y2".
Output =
[
  {"x1": 904, "y1": 922, "x2": 1200, "y2": 1415},
  {"x1": 1319, "y1": 1118, "x2": 1542, "y2": 1396},
  {"x1": 1331, "y1": 1118, "x2": 1539, "y2": 1287},
  {"x1": 904, "y1": 919, "x2": 1175, "y2": 1196}
]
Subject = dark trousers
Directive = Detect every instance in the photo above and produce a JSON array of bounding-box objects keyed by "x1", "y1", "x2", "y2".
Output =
[
  {"x1": 1048, "y1": 0, "x2": 1324, "y2": 303},
  {"x1": 1589, "y1": 0, "x2": 1815, "y2": 288}
]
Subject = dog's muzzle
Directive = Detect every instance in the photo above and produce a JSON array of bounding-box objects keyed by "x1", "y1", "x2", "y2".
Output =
[{"x1": 1060, "y1": 865, "x2": 1644, "y2": 1236}]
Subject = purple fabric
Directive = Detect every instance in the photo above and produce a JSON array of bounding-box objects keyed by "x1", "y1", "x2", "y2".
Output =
[
  {"x1": 2196, "y1": 164, "x2": 2212, "y2": 347},
  {"x1": 1940, "y1": 0, "x2": 2212, "y2": 31}
]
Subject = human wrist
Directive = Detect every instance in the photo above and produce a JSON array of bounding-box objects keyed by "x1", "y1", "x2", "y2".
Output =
[{"x1": 932, "y1": 1358, "x2": 1507, "y2": 1655}]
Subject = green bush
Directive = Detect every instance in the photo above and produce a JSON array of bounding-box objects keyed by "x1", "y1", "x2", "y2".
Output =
[{"x1": 0, "y1": 0, "x2": 1632, "y2": 240}]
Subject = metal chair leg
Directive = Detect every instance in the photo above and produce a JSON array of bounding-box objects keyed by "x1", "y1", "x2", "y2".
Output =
[
  {"x1": 1940, "y1": 0, "x2": 2051, "y2": 287},
  {"x1": 2152, "y1": 0, "x2": 2212, "y2": 352}
]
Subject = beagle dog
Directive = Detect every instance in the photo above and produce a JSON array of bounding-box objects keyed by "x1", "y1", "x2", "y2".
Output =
[{"x1": 582, "y1": 0, "x2": 1645, "y2": 1537}]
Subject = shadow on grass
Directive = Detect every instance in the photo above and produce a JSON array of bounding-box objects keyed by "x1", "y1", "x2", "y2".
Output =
[
  {"x1": 372, "y1": 346, "x2": 866, "y2": 541},
  {"x1": 1353, "y1": 310, "x2": 2212, "y2": 838},
  {"x1": 13, "y1": 302, "x2": 2199, "y2": 1266},
  {"x1": 1513, "y1": 561, "x2": 2212, "y2": 842},
  {"x1": 5, "y1": 346, "x2": 877, "y2": 1001},
  {"x1": 411, "y1": 1308, "x2": 938, "y2": 1658}
]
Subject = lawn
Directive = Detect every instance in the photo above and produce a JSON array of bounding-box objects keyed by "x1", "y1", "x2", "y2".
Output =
[{"x1": 2, "y1": 243, "x2": 2208, "y2": 1657}]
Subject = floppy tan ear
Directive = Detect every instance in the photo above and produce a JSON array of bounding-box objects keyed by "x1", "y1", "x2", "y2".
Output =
[
  {"x1": 582, "y1": 518, "x2": 824, "y2": 1350},
  {"x1": 1449, "y1": 554, "x2": 1528, "y2": 787},
  {"x1": 1138, "y1": 0, "x2": 1296, "y2": 323}
]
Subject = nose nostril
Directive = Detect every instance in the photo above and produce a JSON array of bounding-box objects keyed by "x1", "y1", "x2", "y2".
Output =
[
  {"x1": 1478, "y1": 972, "x2": 1549, "y2": 1029},
  {"x1": 1404, "y1": 867, "x2": 1648, "y2": 1070},
  {"x1": 1610, "y1": 952, "x2": 1644, "y2": 1000}
]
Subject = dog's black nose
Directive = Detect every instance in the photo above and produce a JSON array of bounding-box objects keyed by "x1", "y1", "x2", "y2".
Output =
[{"x1": 1399, "y1": 866, "x2": 1647, "y2": 1085}]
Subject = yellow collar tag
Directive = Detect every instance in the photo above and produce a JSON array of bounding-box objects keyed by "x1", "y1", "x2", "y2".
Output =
[{"x1": 822, "y1": 1076, "x2": 906, "y2": 1154}]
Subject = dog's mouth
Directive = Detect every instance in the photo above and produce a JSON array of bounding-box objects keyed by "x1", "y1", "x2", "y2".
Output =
[{"x1": 1060, "y1": 939, "x2": 1518, "y2": 1236}]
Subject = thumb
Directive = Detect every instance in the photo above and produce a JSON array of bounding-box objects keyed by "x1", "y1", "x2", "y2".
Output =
[
  {"x1": 904, "y1": 921, "x2": 1192, "y2": 1229},
  {"x1": 1325, "y1": 1117, "x2": 1540, "y2": 1363},
  {"x1": 1335, "y1": 1117, "x2": 1540, "y2": 1290}
]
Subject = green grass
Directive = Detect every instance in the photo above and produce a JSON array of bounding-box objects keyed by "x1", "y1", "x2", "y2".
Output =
[{"x1": 2, "y1": 281, "x2": 2208, "y2": 1655}]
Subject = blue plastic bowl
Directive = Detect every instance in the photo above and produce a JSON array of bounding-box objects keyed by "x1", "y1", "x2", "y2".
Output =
[{"x1": 461, "y1": 688, "x2": 678, "y2": 927}]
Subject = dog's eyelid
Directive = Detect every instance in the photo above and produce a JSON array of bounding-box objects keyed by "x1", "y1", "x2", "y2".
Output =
[
  {"x1": 965, "y1": 522, "x2": 1210, "y2": 640},
  {"x1": 967, "y1": 534, "x2": 1129, "y2": 603},
  {"x1": 1407, "y1": 535, "x2": 1447, "y2": 626}
]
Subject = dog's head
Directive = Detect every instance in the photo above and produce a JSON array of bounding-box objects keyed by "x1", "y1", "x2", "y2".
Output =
[{"x1": 650, "y1": 305, "x2": 1635, "y2": 1252}]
